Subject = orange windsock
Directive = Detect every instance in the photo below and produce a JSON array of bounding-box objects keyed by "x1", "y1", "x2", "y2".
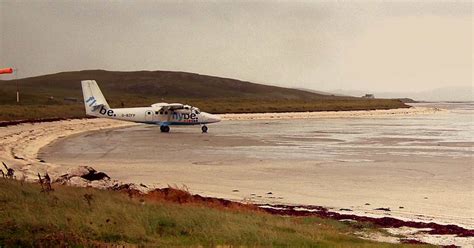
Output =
[{"x1": 0, "y1": 68, "x2": 13, "y2": 74}]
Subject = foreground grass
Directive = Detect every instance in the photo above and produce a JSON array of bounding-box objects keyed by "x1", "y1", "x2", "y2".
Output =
[{"x1": 0, "y1": 179, "x2": 428, "y2": 247}]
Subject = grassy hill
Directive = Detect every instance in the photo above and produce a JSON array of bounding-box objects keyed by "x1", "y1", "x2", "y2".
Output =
[
  {"x1": 0, "y1": 70, "x2": 408, "y2": 121},
  {"x1": 0, "y1": 179, "x2": 428, "y2": 247}
]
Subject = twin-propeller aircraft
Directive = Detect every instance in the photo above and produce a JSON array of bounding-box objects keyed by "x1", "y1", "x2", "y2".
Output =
[{"x1": 81, "y1": 80, "x2": 221, "y2": 133}]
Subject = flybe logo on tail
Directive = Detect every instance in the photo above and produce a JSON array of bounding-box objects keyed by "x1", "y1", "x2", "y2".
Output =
[
  {"x1": 86, "y1": 96, "x2": 102, "y2": 112},
  {"x1": 85, "y1": 96, "x2": 115, "y2": 116},
  {"x1": 86, "y1": 96, "x2": 97, "y2": 107}
]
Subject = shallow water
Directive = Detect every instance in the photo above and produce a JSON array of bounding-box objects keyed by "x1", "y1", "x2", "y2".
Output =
[
  {"x1": 43, "y1": 102, "x2": 473, "y2": 161},
  {"x1": 215, "y1": 102, "x2": 473, "y2": 160}
]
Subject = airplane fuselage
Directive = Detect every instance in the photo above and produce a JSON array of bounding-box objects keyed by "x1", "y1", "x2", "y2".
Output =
[{"x1": 91, "y1": 105, "x2": 220, "y2": 126}]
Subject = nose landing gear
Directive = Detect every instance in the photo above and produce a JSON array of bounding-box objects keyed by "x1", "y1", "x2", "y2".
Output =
[
  {"x1": 201, "y1": 125, "x2": 208, "y2": 133},
  {"x1": 160, "y1": 125, "x2": 170, "y2": 133}
]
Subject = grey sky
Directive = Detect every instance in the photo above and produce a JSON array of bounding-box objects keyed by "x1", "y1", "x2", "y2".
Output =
[{"x1": 0, "y1": 0, "x2": 472, "y2": 93}]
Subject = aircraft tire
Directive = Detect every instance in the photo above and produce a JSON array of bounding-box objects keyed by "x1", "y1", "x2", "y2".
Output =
[
  {"x1": 160, "y1": 126, "x2": 170, "y2": 133},
  {"x1": 201, "y1": 125, "x2": 208, "y2": 133}
]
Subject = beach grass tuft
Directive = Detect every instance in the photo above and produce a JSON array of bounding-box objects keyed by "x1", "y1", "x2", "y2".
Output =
[{"x1": 0, "y1": 179, "x2": 431, "y2": 247}]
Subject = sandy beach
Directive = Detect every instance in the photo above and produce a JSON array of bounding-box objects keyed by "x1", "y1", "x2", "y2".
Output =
[
  {"x1": 0, "y1": 118, "x2": 133, "y2": 181},
  {"x1": 219, "y1": 106, "x2": 445, "y2": 120},
  {"x1": 1, "y1": 106, "x2": 441, "y2": 179},
  {"x1": 1, "y1": 105, "x2": 473, "y2": 246}
]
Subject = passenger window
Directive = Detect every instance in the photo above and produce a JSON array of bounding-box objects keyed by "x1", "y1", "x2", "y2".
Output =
[{"x1": 155, "y1": 111, "x2": 159, "y2": 115}]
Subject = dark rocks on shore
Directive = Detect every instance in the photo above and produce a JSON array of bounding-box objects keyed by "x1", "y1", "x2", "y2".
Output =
[
  {"x1": 374, "y1": 207, "x2": 391, "y2": 212},
  {"x1": 13, "y1": 155, "x2": 24, "y2": 160},
  {"x1": 339, "y1": 208, "x2": 353, "y2": 212},
  {"x1": 81, "y1": 170, "x2": 110, "y2": 181},
  {"x1": 56, "y1": 166, "x2": 110, "y2": 185},
  {"x1": 258, "y1": 204, "x2": 474, "y2": 237}
]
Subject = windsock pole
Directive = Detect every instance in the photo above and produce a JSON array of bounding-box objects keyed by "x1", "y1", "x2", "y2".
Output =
[
  {"x1": 16, "y1": 80, "x2": 19, "y2": 103},
  {"x1": 15, "y1": 69, "x2": 19, "y2": 103}
]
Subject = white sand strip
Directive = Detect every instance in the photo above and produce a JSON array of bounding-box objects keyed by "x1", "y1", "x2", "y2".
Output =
[
  {"x1": 219, "y1": 107, "x2": 444, "y2": 121},
  {"x1": 0, "y1": 118, "x2": 133, "y2": 181}
]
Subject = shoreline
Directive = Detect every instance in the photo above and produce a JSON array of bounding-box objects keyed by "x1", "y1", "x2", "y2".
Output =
[
  {"x1": 0, "y1": 106, "x2": 442, "y2": 127},
  {"x1": 0, "y1": 118, "x2": 134, "y2": 182},
  {"x1": 1, "y1": 106, "x2": 472, "y2": 246},
  {"x1": 1, "y1": 106, "x2": 443, "y2": 181},
  {"x1": 220, "y1": 106, "x2": 444, "y2": 121},
  {"x1": 1, "y1": 107, "x2": 441, "y2": 168}
]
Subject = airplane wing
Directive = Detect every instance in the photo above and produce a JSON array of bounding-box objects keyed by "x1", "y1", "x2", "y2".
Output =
[{"x1": 151, "y1": 103, "x2": 184, "y2": 110}]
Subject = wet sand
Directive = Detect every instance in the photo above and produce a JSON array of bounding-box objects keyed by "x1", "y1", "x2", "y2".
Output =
[{"x1": 40, "y1": 126, "x2": 473, "y2": 229}]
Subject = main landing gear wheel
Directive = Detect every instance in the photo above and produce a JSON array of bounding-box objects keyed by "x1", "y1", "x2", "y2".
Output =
[
  {"x1": 160, "y1": 125, "x2": 170, "y2": 133},
  {"x1": 201, "y1": 125, "x2": 208, "y2": 133}
]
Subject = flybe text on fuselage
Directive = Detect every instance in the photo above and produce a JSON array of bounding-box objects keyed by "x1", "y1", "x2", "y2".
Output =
[{"x1": 172, "y1": 112, "x2": 198, "y2": 122}]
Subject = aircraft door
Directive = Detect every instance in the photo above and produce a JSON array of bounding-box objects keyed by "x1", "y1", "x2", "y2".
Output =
[{"x1": 145, "y1": 110, "x2": 153, "y2": 122}]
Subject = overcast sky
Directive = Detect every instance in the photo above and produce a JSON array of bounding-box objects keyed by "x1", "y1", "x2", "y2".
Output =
[{"x1": 0, "y1": 0, "x2": 472, "y2": 93}]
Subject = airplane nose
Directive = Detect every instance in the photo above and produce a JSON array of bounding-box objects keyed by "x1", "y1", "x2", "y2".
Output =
[
  {"x1": 209, "y1": 113, "x2": 221, "y2": 123},
  {"x1": 203, "y1": 113, "x2": 221, "y2": 123},
  {"x1": 212, "y1": 114, "x2": 221, "y2": 122}
]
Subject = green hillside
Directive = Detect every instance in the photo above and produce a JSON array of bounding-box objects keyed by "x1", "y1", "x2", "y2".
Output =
[{"x1": 0, "y1": 70, "x2": 408, "y2": 121}]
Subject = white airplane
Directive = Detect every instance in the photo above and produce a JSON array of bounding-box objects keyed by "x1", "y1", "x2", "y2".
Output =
[{"x1": 81, "y1": 80, "x2": 221, "y2": 132}]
